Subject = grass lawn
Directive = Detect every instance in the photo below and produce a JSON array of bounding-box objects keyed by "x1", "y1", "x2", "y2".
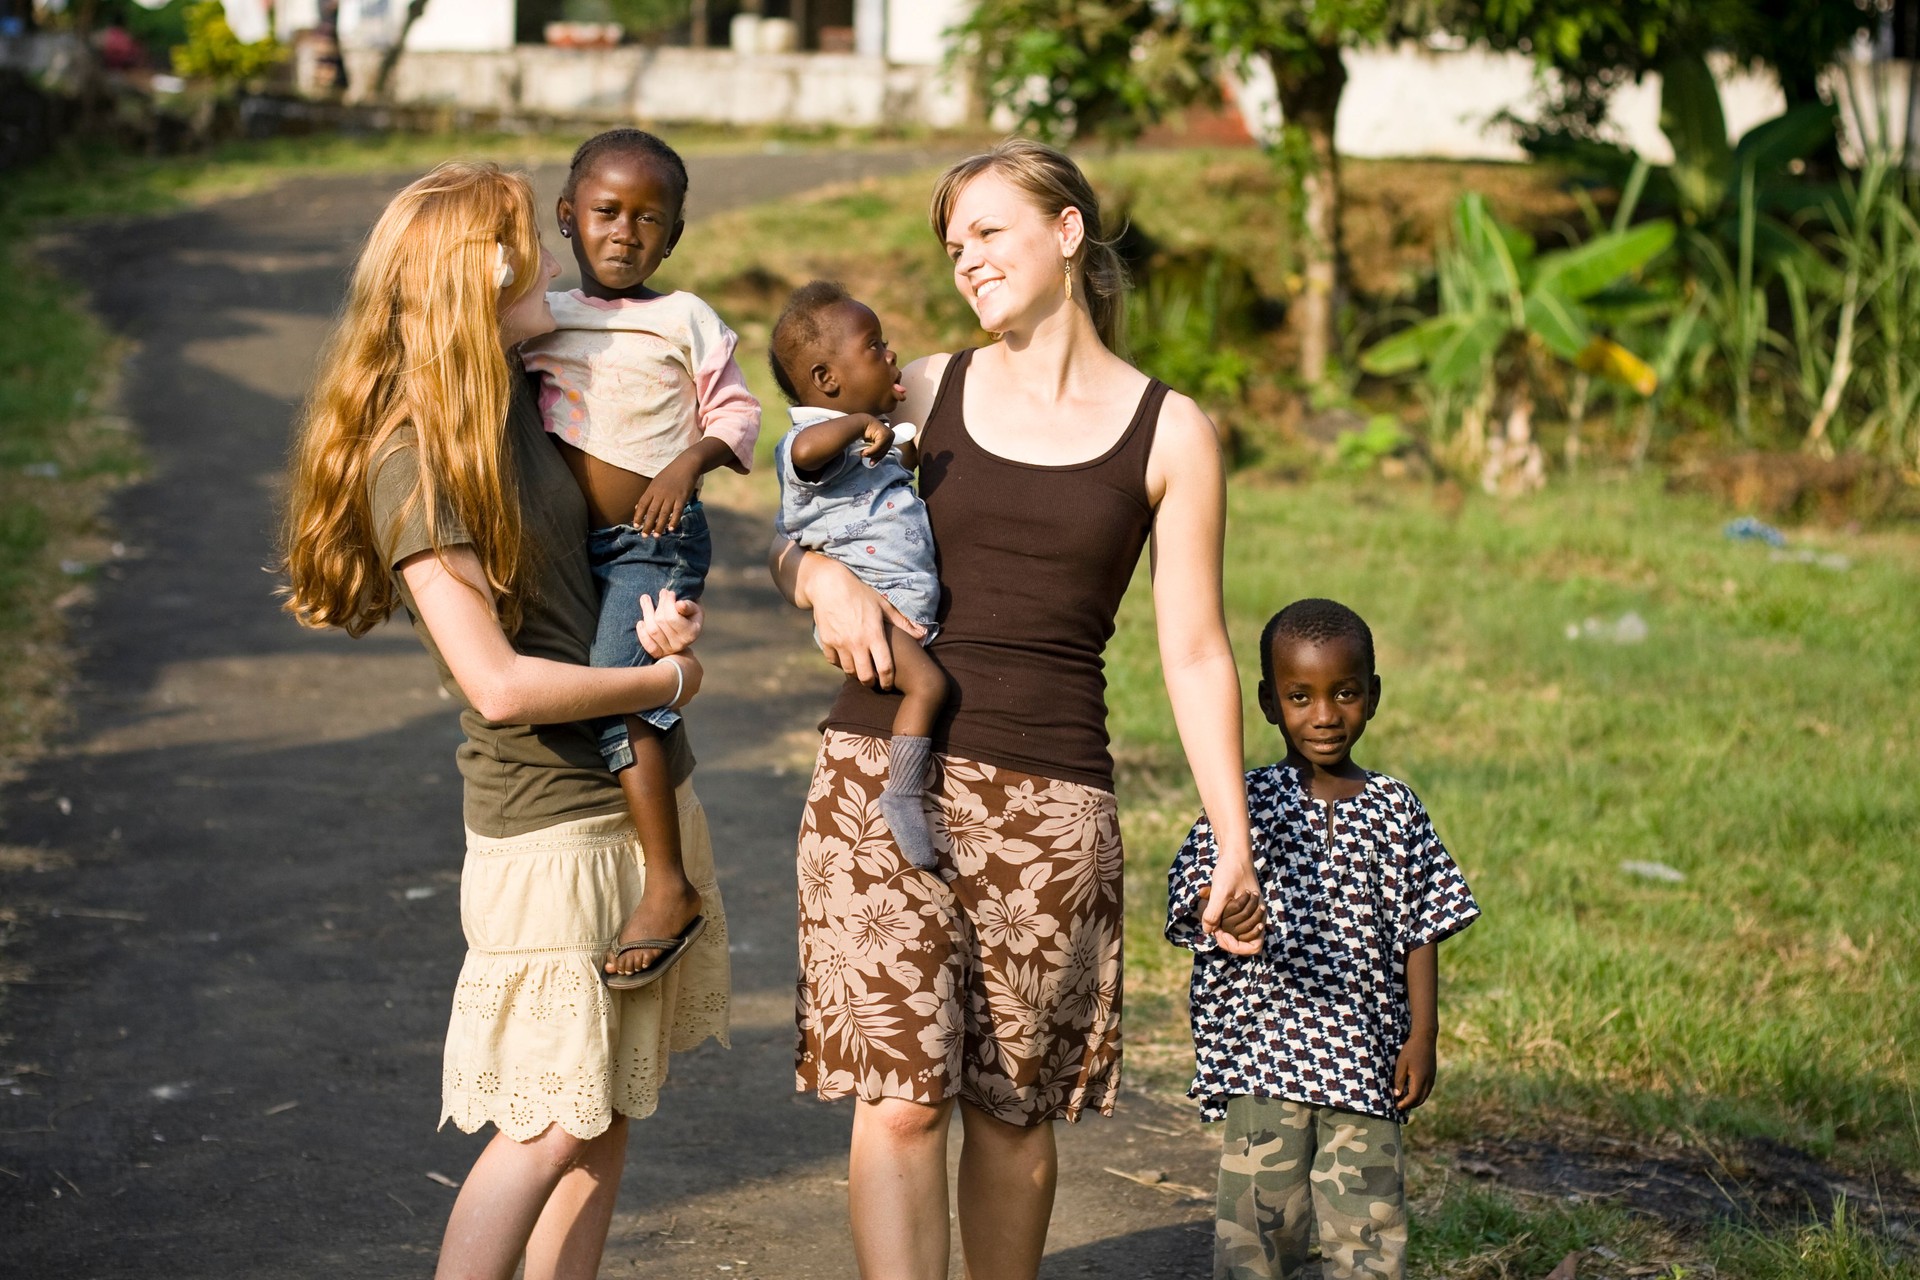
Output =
[{"x1": 1111, "y1": 475, "x2": 1920, "y2": 1272}]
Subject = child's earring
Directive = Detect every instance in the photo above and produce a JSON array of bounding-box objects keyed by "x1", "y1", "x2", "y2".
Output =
[
  {"x1": 494, "y1": 242, "x2": 515, "y2": 290},
  {"x1": 560, "y1": 225, "x2": 571, "y2": 239},
  {"x1": 1063, "y1": 254, "x2": 1073, "y2": 303}
]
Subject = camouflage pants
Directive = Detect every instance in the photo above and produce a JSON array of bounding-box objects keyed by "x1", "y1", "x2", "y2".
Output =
[{"x1": 1214, "y1": 1096, "x2": 1406, "y2": 1280}]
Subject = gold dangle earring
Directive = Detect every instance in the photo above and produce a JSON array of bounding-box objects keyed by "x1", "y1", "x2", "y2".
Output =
[{"x1": 1064, "y1": 254, "x2": 1074, "y2": 303}]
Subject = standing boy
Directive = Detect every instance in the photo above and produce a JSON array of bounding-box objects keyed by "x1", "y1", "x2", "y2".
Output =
[{"x1": 1167, "y1": 598, "x2": 1481, "y2": 1280}]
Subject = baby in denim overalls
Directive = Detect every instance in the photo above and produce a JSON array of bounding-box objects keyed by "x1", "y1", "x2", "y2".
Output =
[
  {"x1": 770, "y1": 281, "x2": 948, "y2": 871},
  {"x1": 521, "y1": 129, "x2": 760, "y2": 986}
]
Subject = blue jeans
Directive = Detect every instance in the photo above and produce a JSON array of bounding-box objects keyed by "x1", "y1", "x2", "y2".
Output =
[{"x1": 588, "y1": 501, "x2": 711, "y2": 771}]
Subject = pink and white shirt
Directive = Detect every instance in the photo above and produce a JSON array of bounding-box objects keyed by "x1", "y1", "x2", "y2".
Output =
[{"x1": 520, "y1": 289, "x2": 761, "y2": 478}]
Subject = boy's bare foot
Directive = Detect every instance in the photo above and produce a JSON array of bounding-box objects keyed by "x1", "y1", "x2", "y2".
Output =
[{"x1": 605, "y1": 876, "x2": 704, "y2": 976}]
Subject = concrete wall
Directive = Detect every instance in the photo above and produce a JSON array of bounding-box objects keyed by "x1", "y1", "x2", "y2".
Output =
[
  {"x1": 278, "y1": 0, "x2": 517, "y2": 52},
  {"x1": 341, "y1": 43, "x2": 972, "y2": 128},
  {"x1": 1232, "y1": 43, "x2": 1789, "y2": 162},
  {"x1": 884, "y1": 0, "x2": 967, "y2": 67}
]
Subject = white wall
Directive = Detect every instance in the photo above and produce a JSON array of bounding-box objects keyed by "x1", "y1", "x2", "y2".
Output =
[
  {"x1": 884, "y1": 0, "x2": 966, "y2": 66},
  {"x1": 323, "y1": 0, "x2": 516, "y2": 53},
  {"x1": 1218, "y1": 44, "x2": 1786, "y2": 162},
  {"x1": 341, "y1": 44, "x2": 973, "y2": 128}
]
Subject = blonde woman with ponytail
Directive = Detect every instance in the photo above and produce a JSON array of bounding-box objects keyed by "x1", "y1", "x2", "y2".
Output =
[
  {"x1": 770, "y1": 138, "x2": 1266, "y2": 1278},
  {"x1": 283, "y1": 162, "x2": 729, "y2": 1280}
]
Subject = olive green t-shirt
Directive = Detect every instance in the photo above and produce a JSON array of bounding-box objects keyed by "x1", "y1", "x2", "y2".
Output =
[{"x1": 368, "y1": 368, "x2": 693, "y2": 838}]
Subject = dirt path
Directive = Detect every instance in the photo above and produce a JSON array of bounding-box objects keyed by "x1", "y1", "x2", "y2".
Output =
[{"x1": 0, "y1": 150, "x2": 1219, "y2": 1278}]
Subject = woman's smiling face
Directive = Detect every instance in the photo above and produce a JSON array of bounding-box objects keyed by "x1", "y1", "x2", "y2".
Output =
[{"x1": 943, "y1": 170, "x2": 1081, "y2": 336}]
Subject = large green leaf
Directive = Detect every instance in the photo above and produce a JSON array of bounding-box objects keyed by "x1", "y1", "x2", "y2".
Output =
[
  {"x1": 1359, "y1": 315, "x2": 1466, "y2": 376},
  {"x1": 1660, "y1": 49, "x2": 1732, "y2": 221},
  {"x1": 1733, "y1": 102, "x2": 1839, "y2": 175},
  {"x1": 1532, "y1": 221, "x2": 1676, "y2": 301},
  {"x1": 1522, "y1": 288, "x2": 1592, "y2": 361},
  {"x1": 1452, "y1": 193, "x2": 1528, "y2": 315},
  {"x1": 1429, "y1": 313, "x2": 1508, "y2": 388}
]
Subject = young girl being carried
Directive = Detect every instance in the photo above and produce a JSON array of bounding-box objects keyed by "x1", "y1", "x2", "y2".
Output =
[{"x1": 521, "y1": 129, "x2": 761, "y2": 987}]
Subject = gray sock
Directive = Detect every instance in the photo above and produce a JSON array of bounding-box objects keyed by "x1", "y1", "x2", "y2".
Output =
[{"x1": 879, "y1": 734, "x2": 939, "y2": 871}]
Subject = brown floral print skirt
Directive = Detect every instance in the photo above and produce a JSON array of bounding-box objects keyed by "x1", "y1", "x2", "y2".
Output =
[{"x1": 794, "y1": 729, "x2": 1124, "y2": 1125}]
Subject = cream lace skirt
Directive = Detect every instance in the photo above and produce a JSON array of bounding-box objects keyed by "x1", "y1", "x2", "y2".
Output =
[{"x1": 440, "y1": 782, "x2": 730, "y2": 1141}]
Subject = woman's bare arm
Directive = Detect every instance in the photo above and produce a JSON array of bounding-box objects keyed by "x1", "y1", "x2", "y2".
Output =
[
  {"x1": 1146, "y1": 392, "x2": 1264, "y2": 955},
  {"x1": 401, "y1": 546, "x2": 701, "y2": 724}
]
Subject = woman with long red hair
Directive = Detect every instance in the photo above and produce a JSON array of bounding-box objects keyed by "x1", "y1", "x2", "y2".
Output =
[{"x1": 281, "y1": 161, "x2": 730, "y2": 1280}]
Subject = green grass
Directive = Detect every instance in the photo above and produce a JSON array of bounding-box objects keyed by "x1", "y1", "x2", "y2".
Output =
[
  {"x1": 1108, "y1": 475, "x2": 1920, "y2": 1177},
  {"x1": 0, "y1": 210, "x2": 137, "y2": 762}
]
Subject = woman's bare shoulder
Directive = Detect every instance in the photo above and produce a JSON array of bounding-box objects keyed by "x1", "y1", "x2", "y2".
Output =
[
  {"x1": 1146, "y1": 386, "x2": 1226, "y2": 501},
  {"x1": 899, "y1": 353, "x2": 955, "y2": 429}
]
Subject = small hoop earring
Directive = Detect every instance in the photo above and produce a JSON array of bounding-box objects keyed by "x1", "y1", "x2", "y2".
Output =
[{"x1": 1064, "y1": 255, "x2": 1074, "y2": 303}]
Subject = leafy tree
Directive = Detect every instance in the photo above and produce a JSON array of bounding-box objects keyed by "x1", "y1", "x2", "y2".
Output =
[
  {"x1": 956, "y1": 0, "x2": 1451, "y2": 386},
  {"x1": 950, "y1": 1, "x2": 1209, "y2": 144},
  {"x1": 1183, "y1": 1, "x2": 1455, "y2": 385},
  {"x1": 1472, "y1": 0, "x2": 1875, "y2": 136},
  {"x1": 171, "y1": 0, "x2": 285, "y2": 86}
]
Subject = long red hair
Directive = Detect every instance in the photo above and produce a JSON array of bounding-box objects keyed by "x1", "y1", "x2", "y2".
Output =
[{"x1": 280, "y1": 162, "x2": 542, "y2": 636}]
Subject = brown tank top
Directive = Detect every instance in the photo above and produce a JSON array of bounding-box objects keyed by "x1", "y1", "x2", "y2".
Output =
[{"x1": 825, "y1": 348, "x2": 1166, "y2": 791}]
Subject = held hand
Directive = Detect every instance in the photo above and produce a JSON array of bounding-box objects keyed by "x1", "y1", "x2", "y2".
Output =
[
  {"x1": 1195, "y1": 885, "x2": 1264, "y2": 945},
  {"x1": 630, "y1": 456, "x2": 700, "y2": 536},
  {"x1": 1199, "y1": 854, "x2": 1265, "y2": 955},
  {"x1": 635, "y1": 588, "x2": 703, "y2": 658},
  {"x1": 860, "y1": 418, "x2": 897, "y2": 462},
  {"x1": 1393, "y1": 1031, "x2": 1436, "y2": 1111},
  {"x1": 803, "y1": 554, "x2": 926, "y2": 689}
]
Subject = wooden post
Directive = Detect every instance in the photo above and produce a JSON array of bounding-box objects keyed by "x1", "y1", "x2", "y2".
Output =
[{"x1": 689, "y1": 0, "x2": 707, "y2": 47}]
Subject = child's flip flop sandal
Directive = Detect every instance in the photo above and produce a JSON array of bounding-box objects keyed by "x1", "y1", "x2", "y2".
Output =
[{"x1": 603, "y1": 914, "x2": 707, "y2": 991}]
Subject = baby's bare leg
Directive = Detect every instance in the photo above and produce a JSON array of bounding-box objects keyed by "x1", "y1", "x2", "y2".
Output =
[
  {"x1": 890, "y1": 629, "x2": 948, "y2": 739},
  {"x1": 606, "y1": 721, "x2": 702, "y2": 976},
  {"x1": 879, "y1": 627, "x2": 948, "y2": 873}
]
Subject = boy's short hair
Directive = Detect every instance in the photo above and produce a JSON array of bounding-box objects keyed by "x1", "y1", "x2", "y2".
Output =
[
  {"x1": 562, "y1": 127, "x2": 689, "y2": 208},
  {"x1": 1260, "y1": 598, "x2": 1375, "y2": 687},
  {"x1": 769, "y1": 279, "x2": 853, "y2": 404}
]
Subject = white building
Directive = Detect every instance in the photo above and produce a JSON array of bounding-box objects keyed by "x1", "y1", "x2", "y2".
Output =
[{"x1": 251, "y1": 0, "x2": 1803, "y2": 157}]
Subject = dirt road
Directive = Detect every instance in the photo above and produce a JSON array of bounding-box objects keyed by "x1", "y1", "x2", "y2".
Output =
[{"x1": 0, "y1": 149, "x2": 1218, "y2": 1278}]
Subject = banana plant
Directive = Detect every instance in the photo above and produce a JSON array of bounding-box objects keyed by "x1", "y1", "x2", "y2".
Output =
[{"x1": 1361, "y1": 194, "x2": 1674, "y2": 492}]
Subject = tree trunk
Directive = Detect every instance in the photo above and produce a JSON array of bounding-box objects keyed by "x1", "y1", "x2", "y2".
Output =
[
  {"x1": 1267, "y1": 45, "x2": 1346, "y2": 388},
  {"x1": 372, "y1": 0, "x2": 430, "y2": 103}
]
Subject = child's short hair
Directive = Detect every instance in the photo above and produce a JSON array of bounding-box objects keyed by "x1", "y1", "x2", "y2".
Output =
[
  {"x1": 769, "y1": 279, "x2": 853, "y2": 404},
  {"x1": 1260, "y1": 598, "x2": 1375, "y2": 687},
  {"x1": 562, "y1": 127, "x2": 689, "y2": 208}
]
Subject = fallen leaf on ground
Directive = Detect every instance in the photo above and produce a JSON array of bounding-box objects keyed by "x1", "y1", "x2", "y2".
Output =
[
  {"x1": 1456, "y1": 1158, "x2": 1501, "y2": 1177},
  {"x1": 1103, "y1": 1167, "x2": 1210, "y2": 1198},
  {"x1": 1545, "y1": 1252, "x2": 1579, "y2": 1280}
]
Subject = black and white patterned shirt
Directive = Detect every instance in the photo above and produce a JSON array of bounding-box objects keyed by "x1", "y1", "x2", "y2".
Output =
[{"x1": 1166, "y1": 762, "x2": 1480, "y2": 1122}]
